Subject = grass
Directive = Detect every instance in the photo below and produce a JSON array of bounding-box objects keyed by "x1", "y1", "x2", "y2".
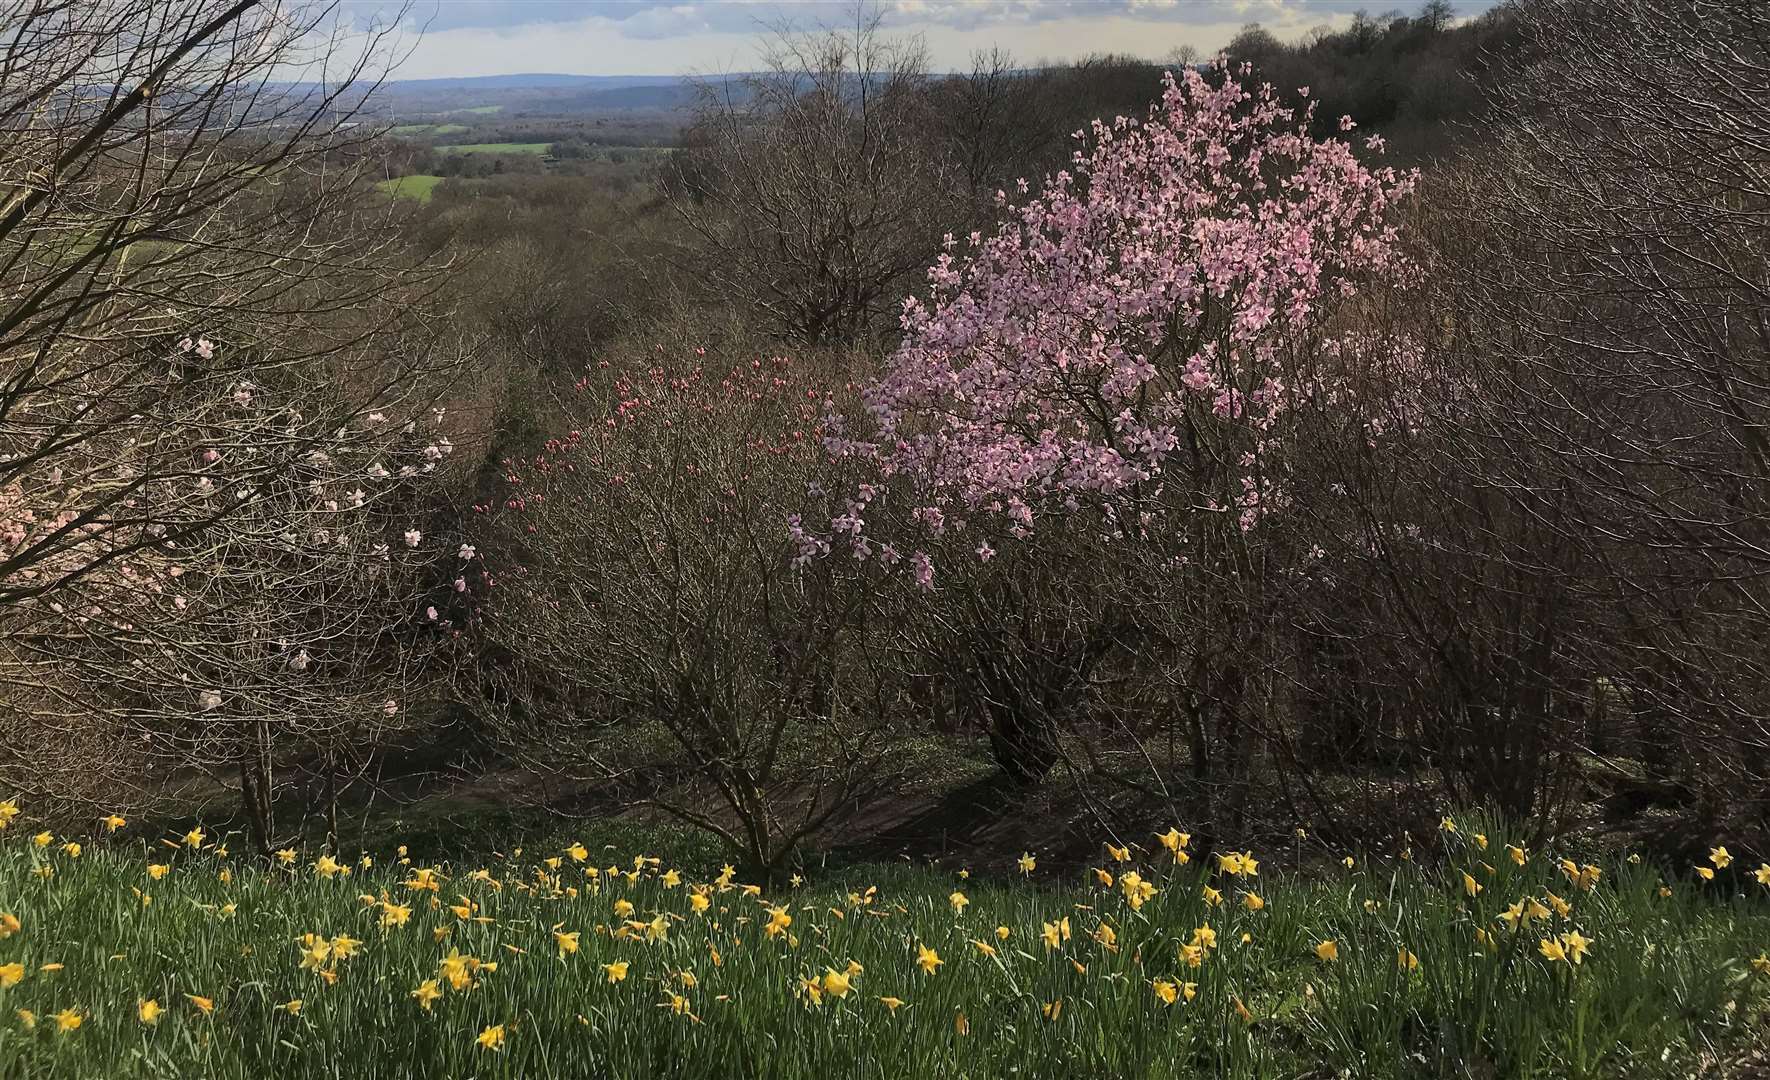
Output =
[
  {"x1": 437, "y1": 143, "x2": 551, "y2": 156},
  {"x1": 375, "y1": 175, "x2": 445, "y2": 203},
  {"x1": 445, "y1": 105, "x2": 503, "y2": 115},
  {"x1": 0, "y1": 809, "x2": 1763, "y2": 1078}
]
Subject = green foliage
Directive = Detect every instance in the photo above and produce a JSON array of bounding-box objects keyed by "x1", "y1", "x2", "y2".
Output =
[{"x1": 0, "y1": 813, "x2": 1762, "y2": 1078}]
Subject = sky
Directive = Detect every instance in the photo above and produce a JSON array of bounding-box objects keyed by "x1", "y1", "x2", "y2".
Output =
[{"x1": 342, "y1": 1, "x2": 1498, "y2": 80}]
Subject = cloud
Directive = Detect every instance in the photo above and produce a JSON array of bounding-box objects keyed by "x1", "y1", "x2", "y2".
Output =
[{"x1": 343, "y1": 1, "x2": 1496, "y2": 79}]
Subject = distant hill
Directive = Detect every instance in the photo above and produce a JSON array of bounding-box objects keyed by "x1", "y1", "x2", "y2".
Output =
[
  {"x1": 372, "y1": 72, "x2": 745, "y2": 118},
  {"x1": 382, "y1": 73, "x2": 686, "y2": 92}
]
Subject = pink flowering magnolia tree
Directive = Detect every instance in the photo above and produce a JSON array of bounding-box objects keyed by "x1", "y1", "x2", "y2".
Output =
[
  {"x1": 822, "y1": 63, "x2": 1416, "y2": 569},
  {"x1": 809, "y1": 64, "x2": 1420, "y2": 799}
]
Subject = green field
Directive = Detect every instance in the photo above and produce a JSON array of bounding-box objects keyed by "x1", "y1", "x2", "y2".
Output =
[
  {"x1": 0, "y1": 809, "x2": 1763, "y2": 1079},
  {"x1": 445, "y1": 105, "x2": 504, "y2": 115},
  {"x1": 388, "y1": 124, "x2": 469, "y2": 138},
  {"x1": 438, "y1": 142, "x2": 551, "y2": 156},
  {"x1": 374, "y1": 175, "x2": 444, "y2": 203}
]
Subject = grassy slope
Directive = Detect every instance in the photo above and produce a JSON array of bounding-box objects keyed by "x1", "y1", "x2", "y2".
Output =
[
  {"x1": 0, "y1": 812, "x2": 1763, "y2": 1078},
  {"x1": 375, "y1": 175, "x2": 444, "y2": 203}
]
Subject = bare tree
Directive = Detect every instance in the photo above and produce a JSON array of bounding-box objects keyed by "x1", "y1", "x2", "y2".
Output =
[
  {"x1": 666, "y1": 11, "x2": 960, "y2": 346},
  {"x1": 0, "y1": 0, "x2": 470, "y2": 842}
]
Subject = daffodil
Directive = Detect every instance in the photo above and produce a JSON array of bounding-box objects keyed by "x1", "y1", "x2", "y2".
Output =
[
  {"x1": 1153, "y1": 979, "x2": 1179, "y2": 1005},
  {"x1": 1106, "y1": 843, "x2": 1130, "y2": 863},
  {"x1": 1710, "y1": 846, "x2": 1733, "y2": 869},
  {"x1": 0, "y1": 913, "x2": 19, "y2": 938},
  {"x1": 0, "y1": 963, "x2": 24, "y2": 988},
  {"x1": 879, "y1": 996, "x2": 906, "y2": 1012},
  {"x1": 1041, "y1": 922, "x2": 1061, "y2": 950},
  {"x1": 554, "y1": 930, "x2": 580, "y2": 958},
  {"x1": 184, "y1": 827, "x2": 206, "y2": 849},
  {"x1": 1398, "y1": 949, "x2": 1419, "y2": 971},
  {"x1": 0, "y1": 801, "x2": 18, "y2": 829},
  {"x1": 411, "y1": 980, "x2": 443, "y2": 1009},
  {"x1": 916, "y1": 943, "x2": 942, "y2": 975},
  {"x1": 137, "y1": 998, "x2": 161, "y2": 1025},
  {"x1": 1018, "y1": 853, "x2": 1036, "y2": 874},
  {"x1": 476, "y1": 1024, "x2": 505, "y2": 1051},
  {"x1": 187, "y1": 994, "x2": 214, "y2": 1015},
  {"x1": 949, "y1": 891, "x2": 969, "y2": 914},
  {"x1": 1538, "y1": 937, "x2": 1567, "y2": 963},
  {"x1": 1243, "y1": 892, "x2": 1265, "y2": 912},
  {"x1": 1315, "y1": 939, "x2": 1339, "y2": 962},
  {"x1": 1462, "y1": 872, "x2": 1481, "y2": 897},
  {"x1": 821, "y1": 968, "x2": 852, "y2": 998},
  {"x1": 603, "y1": 961, "x2": 630, "y2": 983},
  {"x1": 53, "y1": 1008, "x2": 81, "y2": 1033},
  {"x1": 764, "y1": 906, "x2": 791, "y2": 937}
]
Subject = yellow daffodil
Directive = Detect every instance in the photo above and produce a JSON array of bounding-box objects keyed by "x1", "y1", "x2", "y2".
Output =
[
  {"x1": 138, "y1": 998, "x2": 161, "y2": 1025},
  {"x1": 879, "y1": 996, "x2": 906, "y2": 1012},
  {"x1": 476, "y1": 1024, "x2": 505, "y2": 1051},
  {"x1": 1538, "y1": 937, "x2": 1567, "y2": 963},
  {"x1": 821, "y1": 968, "x2": 852, "y2": 998},
  {"x1": 53, "y1": 1008, "x2": 80, "y2": 1033},
  {"x1": 1711, "y1": 846, "x2": 1733, "y2": 869},
  {"x1": 1315, "y1": 939, "x2": 1339, "y2": 962},
  {"x1": 1153, "y1": 979, "x2": 1179, "y2": 1005},
  {"x1": 1462, "y1": 872, "x2": 1481, "y2": 898},
  {"x1": 187, "y1": 994, "x2": 214, "y2": 1015},
  {"x1": 603, "y1": 961, "x2": 630, "y2": 983},
  {"x1": 184, "y1": 827, "x2": 205, "y2": 849},
  {"x1": 1018, "y1": 853, "x2": 1036, "y2": 874},
  {"x1": 1398, "y1": 949, "x2": 1419, "y2": 971},
  {"x1": 554, "y1": 930, "x2": 580, "y2": 958},
  {"x1": 916, "y1": 943, "x2": 942, "y2": 975},
  {"x1": 0, "y1": 963, "x2": 25, "y2": 988},
  {"x1": 411, "y1": 980, "x2": 443, "y2": 1009},
  {"x1": 1106, "y1": 843, "x2": 1130, "y2": 863},
  {"x1": 949, "y1": 891, "x2": 969, "y2": 914},
  {"x1": 0, "y1": 914, "x2": 19, "y2": 938}
]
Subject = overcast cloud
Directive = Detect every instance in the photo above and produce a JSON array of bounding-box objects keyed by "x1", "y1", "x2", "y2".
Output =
[{"x1": 342, "y1": 1, "x2": 1498, "y2": 79}]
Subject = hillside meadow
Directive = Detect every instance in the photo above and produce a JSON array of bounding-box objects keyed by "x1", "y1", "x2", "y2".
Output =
[{"x1": 0, "y1": 807, "x2": 1764, "y2": 1079}]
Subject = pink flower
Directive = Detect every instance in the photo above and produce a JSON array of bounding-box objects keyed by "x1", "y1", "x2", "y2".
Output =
[{"x1": 403, "y1": 529, "x2": 421, "y2": 548}]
